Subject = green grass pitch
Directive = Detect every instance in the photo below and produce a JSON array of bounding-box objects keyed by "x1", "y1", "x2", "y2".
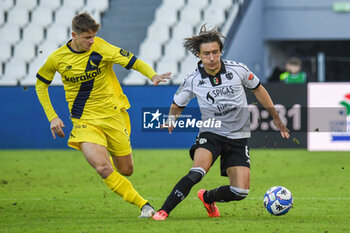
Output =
[{"x1": 0, "y1": 149, "x2": 349, "y2": 233}]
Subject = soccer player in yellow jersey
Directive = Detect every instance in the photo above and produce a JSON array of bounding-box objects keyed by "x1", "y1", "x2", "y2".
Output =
[{"x1": 35, "y1": 12, "x2": 171, "y2": 218}]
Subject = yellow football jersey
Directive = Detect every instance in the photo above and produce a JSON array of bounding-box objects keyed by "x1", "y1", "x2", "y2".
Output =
[{"x1": 37, "y1": 37, "x2": 135, "y2": 120}]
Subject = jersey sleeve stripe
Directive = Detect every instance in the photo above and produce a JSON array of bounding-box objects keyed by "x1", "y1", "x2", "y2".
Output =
[
  {"x1": 172, "y1": 100, "x2": 186, "y2": 108},
  {"x1": 250, "y1": 82, "x2": 261, "y2": 90},
  {"x1": 36, "y1": 73, "x2": 52, "y2": 84},
  {"x1": 71, "y1": 79, "x2": 95, "y2": 119},
  {"x1": 125, "y1": 56, "x2": 137, "y2": 70}
]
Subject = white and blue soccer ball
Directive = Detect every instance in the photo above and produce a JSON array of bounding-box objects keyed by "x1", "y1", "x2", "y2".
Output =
[{"x1": 263, "y1": 186, "x2": 293, "y2": 216}]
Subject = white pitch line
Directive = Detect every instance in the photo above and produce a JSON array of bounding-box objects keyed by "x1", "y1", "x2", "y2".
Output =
[{"x1": 1, "y1": 197, "x2": 350, "y2": 201}]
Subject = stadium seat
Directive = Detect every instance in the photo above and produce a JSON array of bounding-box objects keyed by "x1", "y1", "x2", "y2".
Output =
[
  {"x1": 62, "y1": 0, "x2": 84, "y2": 11},
  {"x1": 1, "y1": 24, "x2": 20, "y2": 44},
  {"x1": 180, "y1": 55, "x2": 199, "y2": 77},
  {"x1": 216, "y1": 0, "x2": 234, "y2": 10},
  {"x1": 162, "y1": 0, "x2": 185, "y2": 11},
  {"x1": 172, "y1": 76, "x2": 185, "y2": 85},
  {"x1": 22, "y1": 24, "x2": 45, "y2": 45},
  {"x1": 54, "y1": 8, "x2": 76, "y2": 26},
  {"x1": 138, "y1": 41, "x2": 162, "y2": 63},
  {"x1": 0, "y1": 62, "x2": 3, "y2": 77},
  {"x1": 203, "y1": 5, "x2": 226, "y2": 26},
  {"x1": 46, "y1": 25, "x2": 69, "y2": 45},
  {"x1": 37, "y1": 41, "x2": 60, "y2": 59},
  {"x1": 156, "y1": 58, "x2": 178, "y2": 80},
  {"x1": 0, "y1": 75, "x2": 18, "y2": 85},
  {"x1": 90, "y1": 9, "x2": 101, "y2": 24},
  {"x1": 0, "y1": 42, "x2": 12, "y2": 63},
  {"x1": 0, "y1": 8, "x2": 5, "y2": 26},
  {"x1": 7, "y1": 7, "x2": 29, "y2": 27},
  {"x1": 31, "y1": 6, "x2": 54, "y2": 27},
  {"x1": 40, "y1": 0, "x2": 61, "y2": 11},
  {"x1": 1, "y1": 59, "x2": 27, "y2": 85},
  {"x1": 173, "y1": 56, "x2": 199, "y2": 85},
  {"x1": 0, "y1": 0, "x2": 14, "y2": 11},
  {"x1": 22, "y1": 57, "x2": 44, "y2": 86},
  {"x1": 171, "y1": 23, "x2": 194, "y2": 42},
  {"x1": 146, "y1": 22, "x2": 170, "y2": 45},
  {"x1": 123, "y1": 70, "x2": 147, "y2": 85},
  {"x1": 180, "y1": 6, "x2": 202, "y2": 26},
  {"x1": 15, "y1": 0, "x2": 37, "y2": 11},
  {"x1": 154, "y1": 5, "x2": 178, "y2": 27},
  {"x1": 86, "y1": 0, "x2": 109, "y2": 13},
  {"x1": 78, "y1": 8, "x2": 102, "y2": 24},
  {"x1": 187, "y1": 0, "x2": 209, "y2": 9},
  {"x1": 164, "y1": 39, "x2": 187, "y2": 61},
  {"x1": 13, "y1": 41, "x2": 36, "y2": 62},
  {"x1": 23, "y1": 57, "x2": 63, "y2": 86}
]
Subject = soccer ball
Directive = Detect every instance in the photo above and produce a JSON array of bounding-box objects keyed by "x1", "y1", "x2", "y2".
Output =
[{"x1": 263, "y1": 186, "x2": 293, "y2": 216}]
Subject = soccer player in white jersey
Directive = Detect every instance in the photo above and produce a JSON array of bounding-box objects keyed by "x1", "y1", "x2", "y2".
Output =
[
  {"x1": 153, "y1": 25, "x2": 290, "y2": 220},
  {"x1": 36, "y1": 12, "x2": 171, "y2": 218}
]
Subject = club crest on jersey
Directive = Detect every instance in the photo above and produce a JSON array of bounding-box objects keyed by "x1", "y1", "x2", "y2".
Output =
[
  {"x1": 199, "y1": 138, "x2": 207, "y2": 144},
  {"x1": 90, "y1": 60, "x2": 98, "y2": 68},
  {"x1": 226, "y1": 72, "x2": 233, "y2": 80},
  {"x1": 85, "y1": 52, "x2": 102, "y2": 72}
]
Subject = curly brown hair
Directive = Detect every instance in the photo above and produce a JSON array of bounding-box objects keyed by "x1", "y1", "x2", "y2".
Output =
[{"x1": 183, "y1": 24, "x2": 225, "y2": 57}]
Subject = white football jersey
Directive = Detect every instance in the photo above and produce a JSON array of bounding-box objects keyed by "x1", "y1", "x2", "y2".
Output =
[{"x1": 173, "y1": 60, "x2": 260, "y2": 139}]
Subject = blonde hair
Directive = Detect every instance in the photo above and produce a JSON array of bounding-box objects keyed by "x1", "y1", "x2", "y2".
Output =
[{"x1": 72, "y1": 12, "x2": 100, "y2": 34}]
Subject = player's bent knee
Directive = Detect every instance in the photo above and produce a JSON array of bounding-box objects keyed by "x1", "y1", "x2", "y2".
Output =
[
  {"x1": 118, "y1": 166, "x2": 133, "y2": 176},
  {"x1": 96, "y1": 164, "x2": 114, "y2": 178},
  {"x1": 187, "y1": 167, "x2": 207, "y2": 184}
]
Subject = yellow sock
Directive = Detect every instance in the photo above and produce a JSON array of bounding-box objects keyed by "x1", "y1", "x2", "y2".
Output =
[
  {"x1": 109, "y1": 156, "x2": 117, "y2": 171},
  {"x1": 104, "y1": 170, "x2": 148, "y2": 209}
]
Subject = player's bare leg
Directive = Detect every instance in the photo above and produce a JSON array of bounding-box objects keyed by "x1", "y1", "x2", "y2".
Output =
[
  {"x1": 226, "y1": 166, "x2": 250, "y2": 189},
  {"x1": 80, "y1": 142, "x2": 153, "y2": 217},
  {"x1": 192, "y1": 148, "x2": 213, "y2": 172},
  {"x1": 81, "y1": 142, "x2": 113, "y2": 178},
  {"x1": 112, "y1": 153, "x2": 134, "y2": 176}
]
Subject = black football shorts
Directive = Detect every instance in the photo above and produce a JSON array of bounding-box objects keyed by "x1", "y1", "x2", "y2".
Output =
[{"x1": 189, "y1": 132, "x2": 250, "y2": 176}]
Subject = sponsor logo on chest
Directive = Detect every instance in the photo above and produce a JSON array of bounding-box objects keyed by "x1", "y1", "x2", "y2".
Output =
[{"x1": 64, "y1": 68, "x2": 101, "y2": 83}]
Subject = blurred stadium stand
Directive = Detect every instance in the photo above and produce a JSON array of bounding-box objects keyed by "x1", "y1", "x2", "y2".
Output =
[
  {"x1": 224, "y1": 0, "x2": 350, "y2": 83},
  {"x1": 122, "y1": 0, "x2": 240, "y2": 85},
  {"x1": 0, "y1": 0, "x2": 109, "y2": 86},
  {"x1": 0, "y1": 0, "x2": 239, "y2": 86},
  {"x1": 99, "y1": 0, "x2": 163, "y2": 85}
]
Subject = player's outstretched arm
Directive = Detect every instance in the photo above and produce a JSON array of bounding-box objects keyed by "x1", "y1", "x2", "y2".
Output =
[
  {"x1": 131, "y1": 59, "x2": 171, "y2": 85},
  {"x1": 151, "y1": 73, "x2": 171, "y2": 86},
  {"x1": 251, "y1": 85, "x2": 290, "y2": 139},
  {"x1": 50, "y1": 117, "x2": 65, "y2": 139}
]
